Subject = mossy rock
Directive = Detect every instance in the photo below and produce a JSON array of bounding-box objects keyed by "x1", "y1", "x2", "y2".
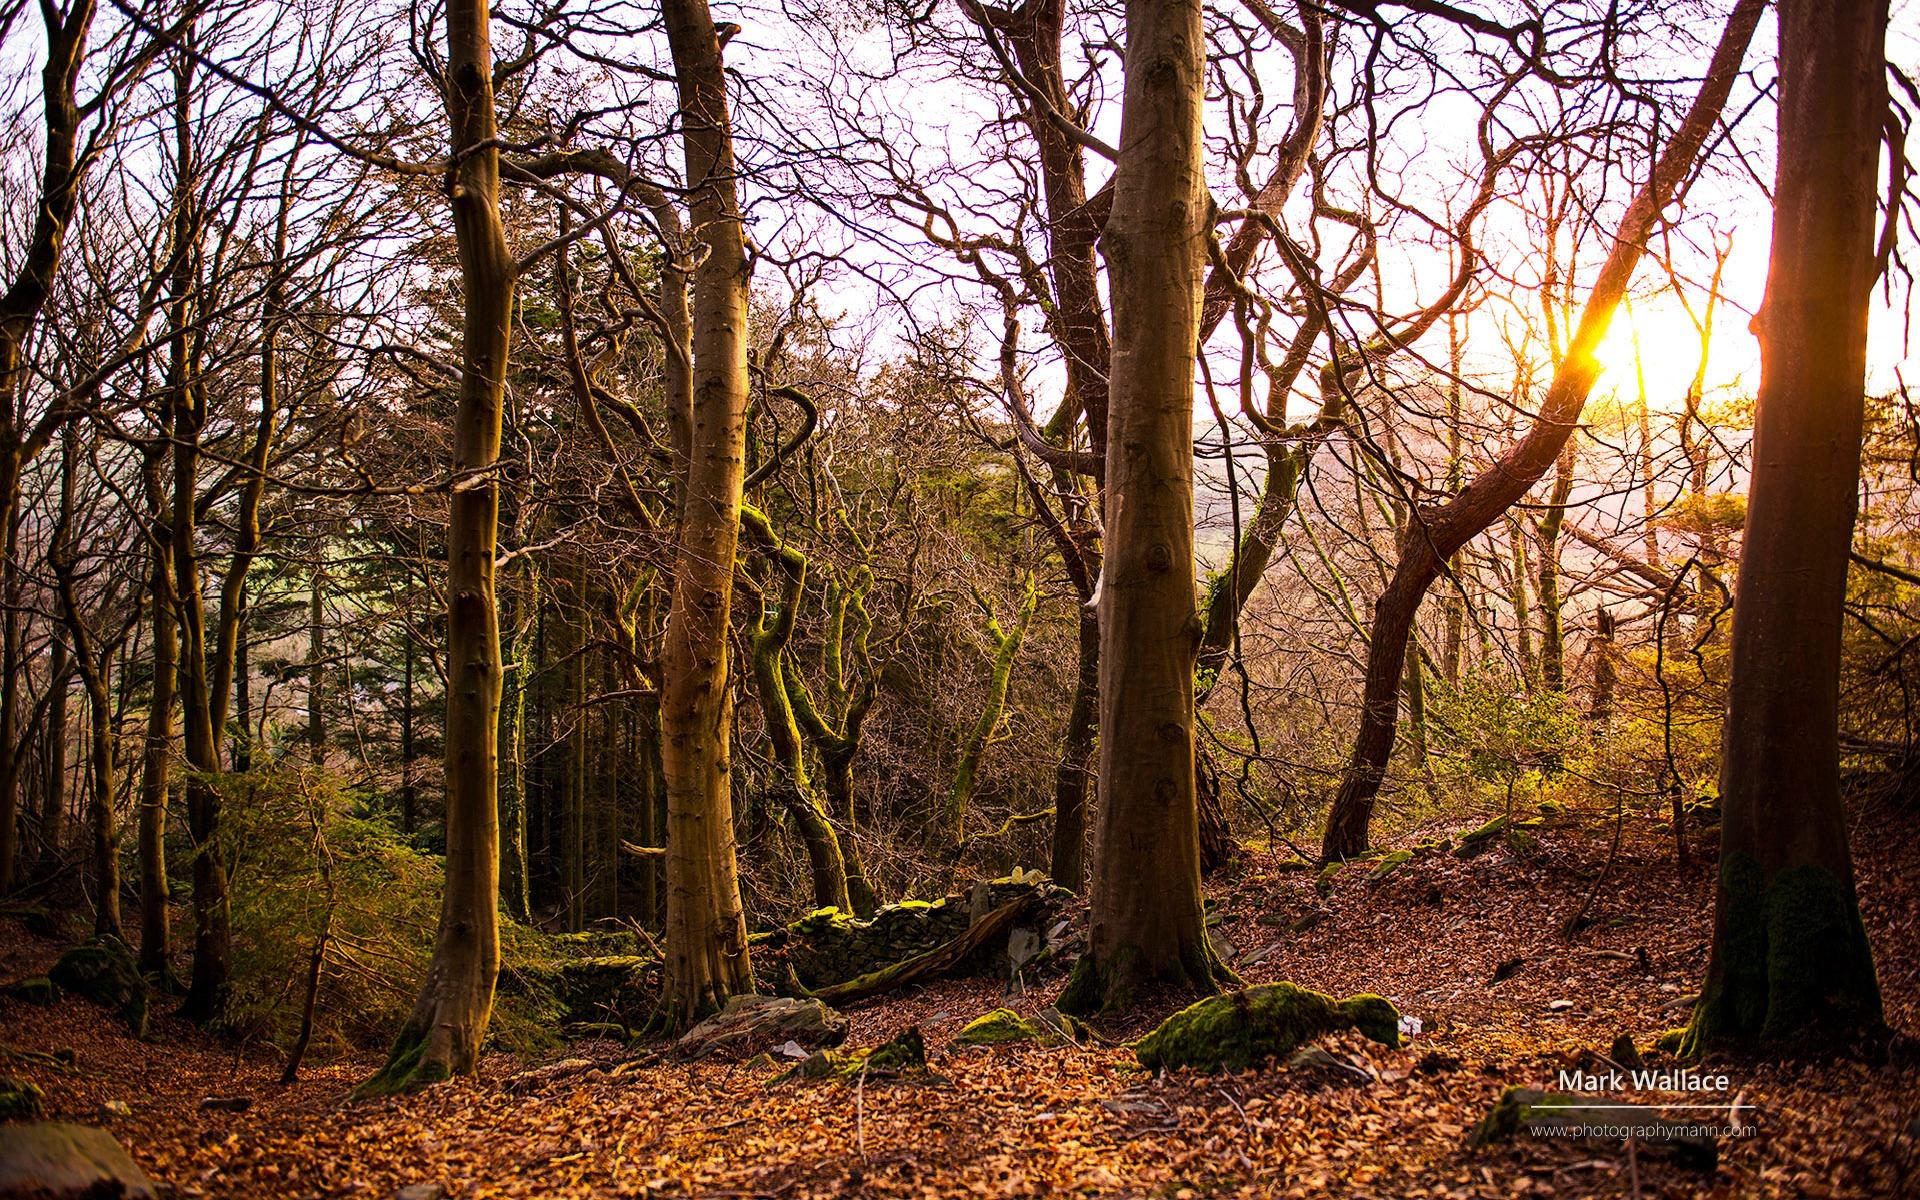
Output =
[
  {"x1": 1468, "y1": 1085, "x2": 1577, "y2": 1146},
  {"x1": 675, "y1": 995, "x2": 848, "y2": 1061},
  {"x1": 1453, "y1": 815, "x2": 1510, "y2": 858},
  {"x1": 955, "y1": 1006, "x2": 1085, "y2": 1048},
  {"x1": 1366, "y1": 850, "x2": 1415, "y2": 882},
  {"x1": 2, "y1": 977, "x2": 59, "y2": 1007},
  {"x1": 1609, "y1": 1032, "x2": 1644, "y2": 1070},
  {"x1": 48, "y1": 938, "x2": 147, "y2": 1037},
  {"x1": 1131, "y1": 982, "x2": 1401, "y2": 1073},
  {"x1": 0, "y1": 1075, "x2": 44, "y2": 1121},
  {"x1": 1314, "y1": 863, "x2": 1343, "y2": 896},
  {"x1": 1469, "y1": 1085, "x2": 1717, "y2": 1169},
  {"x1": 789, "y1": 907, "x2": 856, "y2": 938},
  {"x1": 784, "y1": 1025, "x2": 928, "y2": 1081}
]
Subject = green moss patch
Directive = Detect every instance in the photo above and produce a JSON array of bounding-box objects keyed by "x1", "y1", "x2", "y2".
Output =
[
  {"x1": 784, "y1": 1026, "x2": 928, "y2": 1081},
  {"x1": 0, "y1": 1075, "x2": 44, "y2": 1120},
  {"x1": 1366, "y1": 850, "x2": 1415, "y2": 882},
  {"x1": 1131, "y1": 983, "x2": 1401, "y2": 1073},
  {"x1": 955, "y1": 1006, "x2": 1086, "y2": 1048},
  {"x1": 1679, "y1": 855, "x2": 1881, "y2": 1055},
  {"x1": 3, "y1": 976, "x2": 59, "y2": 1006}
]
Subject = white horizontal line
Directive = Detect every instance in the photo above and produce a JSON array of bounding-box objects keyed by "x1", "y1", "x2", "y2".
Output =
[{"x1": 1534, "y1": 1104, "x2": 1757, "y2": 1111}]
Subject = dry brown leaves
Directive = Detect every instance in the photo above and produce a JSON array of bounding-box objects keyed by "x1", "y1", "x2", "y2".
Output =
[{"x1": 2, "y1": 794, "x2": 1915, "y2": 1199}]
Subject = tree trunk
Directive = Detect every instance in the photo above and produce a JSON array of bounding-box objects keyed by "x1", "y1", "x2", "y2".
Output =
[
  {"x1": 944, "y1": 579, "x2": 1035, "y2": 849},
  {"x1": 38, "y1": 638, "x2": 70, "y2": 883},
  {"x1": 742, "y1": 521, "x2": 851, "y2": 912},
  {"x1": 658, "y1": 0, "x2": 756, "y2": 1026},
  {"x1": 1049, "y1": 604, "x2": 1097, "y2": 892},
  {"x1": 138, "y1": 445, "x2": 175, "y2": 978},
  {"x1": 1320, "y1": 0, "x2": 1765, "y2": 860},
  {"x1": 1536, "y1": 441, "x2": 1577, "y2": 691},
  {"x1": 399, "y1": 630, "x2": 415, "y2": 835},
  {"x1": 50, "y1": 432, "x2": 119, "y2": 938},
  {"x1": 364, "y1": 0, "x2": 509, "y2": 1091},
  {"x1": 499, "y1": 572, "x2": 534, "y2": 923},
  {"x1": 1682, "y1": 0, "x2": 1887, "y2": 1052},
  {"x1": 1061, "y1": 0, "x2": 1222, "y2": 1016},
  {"x1": 0, "y1": 533, "x2": 17, "y2": 896},
  {"x1": 0, "y1": 0, "x2": 97, "y2": 898},
  {"x1": 1590, "y1": 607, "x2": 1616, "y2": 723}
]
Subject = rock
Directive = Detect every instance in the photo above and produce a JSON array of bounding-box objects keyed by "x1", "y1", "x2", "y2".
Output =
[
  {"x1": 98, "y1": 1101, "x2": 131, "y2": 1118},
  {"x1": 1131, "y1": 983, "x2": 1402, "y2": 1073},
  {"x1": 1285, "y1": 1044, "x2": 1375, "y2": 1087},
  {"x1": 198, "y1": 1096, "x2": 252, "y2": 1113},
  {"x1": 1289, "y1": 908, "x2": 1327, "y2": 933},
  {"x1": 1546, "y1": 999, "x2": 1574, "y2": 1012},
  {"x1": 954, "y1": 1006, "x2": 1085, "y2": 1048},
  {"x1": 2, "y1": 977, "x2": 58, "y2": 1007},
  {"x1": 0, "y1": 1077, "x2": 44, "y2": 1121},
  {"x1": 0, "y1": 1123, "x2": 155, "y2": 1198},
  {"x1": 1468, "y1": 1085, "x2": 1717, "y2": 1170},
  {"x1": 393, "y1": 1185, "x2": 447, "y2": 1200},
  {"x1": 1005, "y1": 927, "x2": 1042, "y2": 971},
  {"x1": 674, "y1": 995, "x2": 848, "y2": 1062},
  {"x1": 1609, "y1": 1032, "x2": 1644, "y2": 1070},
  {"x1": 1313, "y1": 863, "x2": 1342, "y2": 896},
  {"x1": 1366, "y1": 849, "x2": 1414, "y2": 882},
  {"x1": 47, "y1": 938, "x2": 147, "y2": 1038}
]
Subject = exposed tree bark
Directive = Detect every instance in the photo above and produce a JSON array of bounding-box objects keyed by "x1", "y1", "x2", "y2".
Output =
[
  {"x1": 1320, "y1": 0, "x2": 1765, "y2": 860},
  {"x1": 658, "y1": 0, "x2": 756, "y2": 1025},
  {"x1": 364, "y1": 0, "x2": 510, "y2": 1090},
  {"x1": 1682, "y1": 0, "x2": 1887, "y2": 1052},
  {"x1": 1061, "y1": 0, "x2": 1224, "y2": 1016}
]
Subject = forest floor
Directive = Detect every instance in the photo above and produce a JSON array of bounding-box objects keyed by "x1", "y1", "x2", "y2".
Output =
[{"x1": 3, "y1": 793, "x2": 1917, "y2": 1200}]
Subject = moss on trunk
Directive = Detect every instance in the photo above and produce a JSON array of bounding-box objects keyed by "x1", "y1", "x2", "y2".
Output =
[{"x1": 1679, "y1": 854, "x2": 1880, "y2": 1055}]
